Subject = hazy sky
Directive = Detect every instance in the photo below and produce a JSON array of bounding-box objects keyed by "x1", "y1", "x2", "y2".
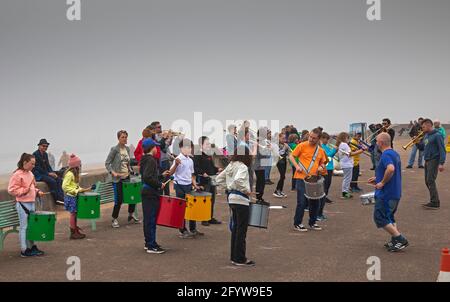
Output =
[{"x1": 1, "y1": 0, "x2": 449, "y2": 173}]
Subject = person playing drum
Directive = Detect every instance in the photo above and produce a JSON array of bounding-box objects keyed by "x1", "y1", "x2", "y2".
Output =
[
  {"x1": 216, "y1": 146, "x2": 255, "y2": 267},
  {"x1": 288, "y1": 128, "x2": 328, "y2": 232},
  {"x1": 8, "y1": 153, "x2": 46, "y2": 257}
]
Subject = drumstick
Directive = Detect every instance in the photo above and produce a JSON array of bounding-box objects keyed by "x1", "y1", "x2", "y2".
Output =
[{"x1": 163, "y1": 179, "x2": 173, "y2": 187}]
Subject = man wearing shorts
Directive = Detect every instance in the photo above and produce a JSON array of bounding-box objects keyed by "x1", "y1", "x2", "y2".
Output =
[{"x1": 368, "y1": 133, "x2": 409, "y2": 252}]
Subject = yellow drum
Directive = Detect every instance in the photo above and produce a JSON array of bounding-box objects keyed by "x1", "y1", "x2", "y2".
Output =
[{"x1": 184, "y1": 191, "x2": 212, "y2": 222}]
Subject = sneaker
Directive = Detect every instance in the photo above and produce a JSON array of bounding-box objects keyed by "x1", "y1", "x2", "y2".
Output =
[
  {"x1": 146, "y1": 246, "x2": 166, "y2": 254},
  {"x1": 232, "y1": 260, "x2": 256, "y2": 267},
  {"x1": 406, "y1": 165, "x2": 413, "y2": 169},
  {"x1": 55, "y1": 200, "x2": 65, "y2": 206},
  {"x1": 325, "y1": 197, "x2": 334, "y2": 204},
  {"x1": 316, "y1": 215, "x2": 328, "y2": 221},
  {"x1": 273, "y1": 191, "x2": 283, "y2": 198},
  {"x1": 309, "y1": 224, "x2": 322, "y2": 231},
  {"x1": 112, "y1": 219, "x2": 120, "y2": 228},
  {"x1": 341, "y1": 192, "x2": 353, "y2": 199},
  {"x1": 179, "y1": 231, "x2": 195, "y2": 239},
  {"x1": 280, "y1": 192, "x2": 288, "y2": 198},
  {"x1": 384, "y1": 239, "x2": 394, "y2": 249},
  {"x1": 191, "y1": 230, "x2": 204, "y2": 237},
  {"x1": 256, "y1": 199, "x2": 270, "y2": 206},
  {"x1": 30, "y1": 245, "x2": 45, "y2": 256},
  {"x1": 201, "y1": 221, "x2": 210, "y2": 226},
  {"x1": 128, "y1": 213, "x2": 141, "y2": 224},
  {"x1": 352, "y1": 188, "x2": 363, "y2": 193},
  {"x1": 294, "y1": 224, "x2": 308, "y2": 232},
  {"x1": 20, "y1": 249, "x2": 34, "y2": 258},
  {"x1": 209, "y1": 218, "x2": 222, "y2": 225},
  {"x1": 418, "y1": 165, "x2": 425, "y2": 169},
  {"x1": 265, "y1": 180, "x2": 274, "y2": 185},
  {"x1": 422, "y1": 203, "x2": 440, "y2": 210},
  {"x1": 387, "y1": 239, "x2": 409, "y2": 252}
]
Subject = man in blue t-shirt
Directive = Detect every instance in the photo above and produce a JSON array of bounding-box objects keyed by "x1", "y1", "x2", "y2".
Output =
[{"x1": 368, "y1": 133, "x2": 409, "y2": 252}]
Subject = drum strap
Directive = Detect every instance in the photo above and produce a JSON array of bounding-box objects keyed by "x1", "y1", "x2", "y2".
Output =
[
  {"x1": 297, "y1": 145, "x2": 320, "y2": 175},
  {"x1": 18, "y1": 202, "x2": 31, "y2": 216},
  {"x1": 227, "y1": 190, "x2": 250, "y2": 200}
]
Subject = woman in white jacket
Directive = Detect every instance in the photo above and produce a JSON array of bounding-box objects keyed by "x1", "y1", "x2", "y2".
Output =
[{"x1": 216, "y1": 146, "x2": 255, "y2": 267}]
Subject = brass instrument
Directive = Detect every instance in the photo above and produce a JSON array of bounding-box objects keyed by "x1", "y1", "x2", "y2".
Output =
[
  {"x1": 163, "y1": 129, "x2": 184, "y2": 136},
  {"x1": 365, "y1": 125, "x2": 392, "y2": 144},
  {"x1": 349, "y1": 142, "x2": 372, "y2": 157},
  {"x1": 402, "y1": 131, "x2": 425, "y2": 150}
]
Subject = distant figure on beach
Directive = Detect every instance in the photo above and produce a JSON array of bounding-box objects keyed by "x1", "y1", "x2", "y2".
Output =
[
  {"x1": 48, "y1": 152, "x2": 56, "y2": 171},
  {"x1": 32, "y1": 139, "x2": 65, "y2": 205},
  {"x1": 58, "y1": 151, "x2": 70, "y2": 169}
]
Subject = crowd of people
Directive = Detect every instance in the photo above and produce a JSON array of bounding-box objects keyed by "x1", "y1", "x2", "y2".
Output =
[{"x1": 6, "y1": 118, "x2": 447, "y2": 264}]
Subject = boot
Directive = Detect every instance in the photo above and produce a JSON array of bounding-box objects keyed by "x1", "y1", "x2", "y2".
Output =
[
  {"x1": 70, "y1": 228, "x2": 86, "y2": 240},
  {"x1": 76, "y1": 226, "x2": 86, "y2": 238}
]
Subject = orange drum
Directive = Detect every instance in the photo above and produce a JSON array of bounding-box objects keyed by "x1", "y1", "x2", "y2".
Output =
[
  {"x1": 156, "y1": 196, "x2": 186, "y2": 229},
  {"x1": 184, "y1": 191, "x2": 212, "y2": 222}
]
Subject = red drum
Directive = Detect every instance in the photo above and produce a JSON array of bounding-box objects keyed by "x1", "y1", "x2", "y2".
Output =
[{"x1": 156, "y1": 196, "x2": 187, "y2": 229}]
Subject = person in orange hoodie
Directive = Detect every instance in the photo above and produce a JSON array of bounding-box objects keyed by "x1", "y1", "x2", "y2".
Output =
[{"x1": 8, "y1": 153, "x2": 46, "y2": 257}]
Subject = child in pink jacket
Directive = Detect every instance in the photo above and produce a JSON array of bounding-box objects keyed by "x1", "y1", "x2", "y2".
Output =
[{"x1": 8, "y1": 153, "x2": 45, "y2": 257}]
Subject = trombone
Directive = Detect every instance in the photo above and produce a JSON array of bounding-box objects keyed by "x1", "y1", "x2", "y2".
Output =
[
  {"x1": 349, "y1": 142, "x2": 372, "y2": 157},
  {"x1": 402, "y1": 131, "x2": 425, "y2": 150},
  {"x1": 365, "y1": 125, "x2": 392, "y2": 144}
]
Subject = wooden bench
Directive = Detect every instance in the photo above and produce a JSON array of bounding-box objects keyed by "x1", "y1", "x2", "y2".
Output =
[{"x1": 0, "y1": 200, "x2": 20, "y2": 252}]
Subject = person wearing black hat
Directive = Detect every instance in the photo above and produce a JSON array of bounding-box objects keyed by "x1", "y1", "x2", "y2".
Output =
[{"x1": 32, "y1": 139, "x2": 65, "y2": 205}]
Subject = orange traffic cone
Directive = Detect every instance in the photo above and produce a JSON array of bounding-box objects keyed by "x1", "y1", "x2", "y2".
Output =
[{"x1": 437, "y1": 248, "x2": 450, "y2": 282}]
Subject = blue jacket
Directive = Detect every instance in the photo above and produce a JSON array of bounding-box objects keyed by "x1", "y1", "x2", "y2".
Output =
[
  {"x1": 321, "y1": 144, "x2": 337, "y2": 171},
  {"x1": 32, "y1": 150, "x2": 54, "y2": 180},
  {"x1": 423, "y1": 130, "x2": 446, "y2": 165}
]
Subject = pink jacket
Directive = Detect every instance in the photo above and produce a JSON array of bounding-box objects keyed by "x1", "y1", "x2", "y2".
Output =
[{"x1": 8, "y1": 169, "x2": 39, "y2": 203}]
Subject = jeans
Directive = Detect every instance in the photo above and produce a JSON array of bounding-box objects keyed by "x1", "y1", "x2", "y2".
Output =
[
  {"x1": 112, "y1": 179, "x2": 136, "y2": 219},
  {"x1": 16, "y1": 202, "x2": 35, "y2": 252},
  {"x1": 141, "y1": 189, "x2": 160, "y2": 248},
  {"x1": 276, "y1": 159, "x2": 287, "y2": 192},
  {"x1": 229, "y1": 204, "x2": 249, "y2": 263},
  {"x1": 425, "y1": 159, "x2": 440, "y2": 206},
  {"x1": 408, "y1": 144, "x2": 424, "y2": 167},
  {"x1": 350, "y1": 165, "x2": 360, "y2": 189},
  {"x1": 265, "y1": 157, "x2": 272, "y2": 180},
  {"x1": 37, "y1": 174, "x2": 64, "y2": 203},
  {"x1": 174, "y1": 183, "x2": 197, "y2": 233},
  {"x1": 293, "y1": 179, "x2": 318, "y2": 226},
  {"x1": 342, "y1": 168, "x2": 353, "y2": 194},
  {"x1": 255, "y1": 169, "x2": 266, "y2": 200},
  {"x1": 291, "y1": 169, "x2": 296, "y2": 190}
]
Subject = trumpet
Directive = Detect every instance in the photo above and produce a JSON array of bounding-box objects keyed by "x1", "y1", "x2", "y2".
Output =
[
  {"x1": 402, "y1": 131, "x2": 424, "y2": 150},
  {"x1": 164, "y1": 129, "x2": 184, "y2": 136}
]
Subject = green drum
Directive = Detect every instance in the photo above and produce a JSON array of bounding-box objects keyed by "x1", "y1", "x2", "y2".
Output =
[
  {"x1": 123, "y1": 179, "x2": 142, "y2": 204},
  {"x1": 26, "y1": 211, "x2": 56, "y2": 241},
  {"x1": 77, "y1": 192, "x2": 101, "y2": 219}
]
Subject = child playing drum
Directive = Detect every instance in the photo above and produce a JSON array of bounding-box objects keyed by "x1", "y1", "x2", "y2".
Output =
[
  {"x1": 8, "y1": 153, "x2": 46, "y2": 257},
  {"x1": 216, "y1": 146, "x2": 255, "y2": 267},
  {"x1": 62, "y1": 154, "x2": 91, "y2": 240},
  {"x1": 140, "y1": 138, "x2": 169, "y2": 254},
  {"x1": 166, "y1": 139, "x2": 203, "y2": 239}
]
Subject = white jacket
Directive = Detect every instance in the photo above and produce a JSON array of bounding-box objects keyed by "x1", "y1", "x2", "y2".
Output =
[{"x1": 216, "y1": 161, "x2": 251, "y2": 206}]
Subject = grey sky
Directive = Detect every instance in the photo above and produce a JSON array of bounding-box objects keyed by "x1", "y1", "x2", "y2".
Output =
[{"x1": 1, "y1": 0, "x2": 449, "y2": 173}]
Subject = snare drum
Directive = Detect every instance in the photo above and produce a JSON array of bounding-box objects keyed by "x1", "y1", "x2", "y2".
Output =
[
  {"x1": 156, "y1": 196, "x2": 186, "y2": 229},
  {"x1": 304, "y1": 176, "x2": 326, "y2": 200},
  {"x1": 77, "y1": 192, "x2": 101, "y2": 219},
  {"x1": 122, "y1": 178, "x2": 142, "y2": 204},
  {"x1": 248, "y1": 202, "x2": 270, "y2": 229},
  {"x1": 26, "y1": 211, "x2": 56, "y2": 241},
  {"x1": 360, "y1": 191, "x2": 375, "y2": 205},
  {"x1": 185, "y1": 191, "x2": 212, "y2": 222}
]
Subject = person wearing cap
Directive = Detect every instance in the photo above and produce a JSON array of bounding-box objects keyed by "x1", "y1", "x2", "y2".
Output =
[
  {"x1": 62, "y1": 154, "x2": 91, "y2": 240},
  {"x1": 32, "y1": 139, "x2": 65, "y2": 205},
  {"x1": 140, "y1": 138, "x2": 169, "y2": 254},
  {"x1": 105, "y1": 130, "x2": 140, "y2": 228}
]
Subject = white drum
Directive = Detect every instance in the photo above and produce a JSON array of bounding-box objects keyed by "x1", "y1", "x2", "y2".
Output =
[
  {"x1": 248, "y1": 202, "x2": 270, "y2": 229},
  {"x1": 361, "y1": 191, "x2": 375, "y2": 205},
  {"x1": 304, "y1": 176, "x2": 326, "y2": 200}
]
